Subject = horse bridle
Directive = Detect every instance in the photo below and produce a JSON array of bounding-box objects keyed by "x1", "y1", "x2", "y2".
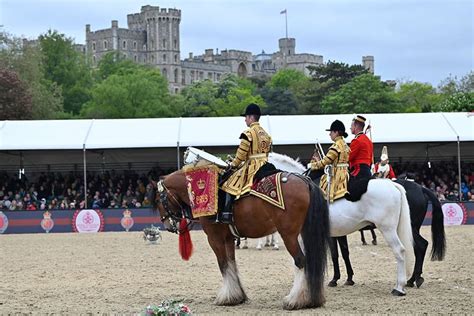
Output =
[{"x1": 156, "y1": 180, "x2": 186, "y2": 233}]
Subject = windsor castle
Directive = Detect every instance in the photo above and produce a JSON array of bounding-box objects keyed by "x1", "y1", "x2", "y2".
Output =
[{"x1": 84, "y1": 5, "x2": 374, "y2": 93}]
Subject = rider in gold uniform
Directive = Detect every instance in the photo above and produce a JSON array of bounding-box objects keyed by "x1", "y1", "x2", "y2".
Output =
[
  {"x1": 219, "y1": 103, "x2": 272, "y2": 223},
  {"x1": 308, "y1": 120, "x2": 350, "y2": 202}
]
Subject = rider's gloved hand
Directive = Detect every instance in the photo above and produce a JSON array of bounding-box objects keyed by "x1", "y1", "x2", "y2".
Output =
[{"x1": 306, "y1": 163, "x2": 313, "y2": 170}]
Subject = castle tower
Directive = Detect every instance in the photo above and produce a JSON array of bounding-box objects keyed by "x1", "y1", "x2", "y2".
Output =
[
  {"x1": 279, "y1": 38, "x2": 296, "y2": 56},
  {"x1": 362, "y1": 56, "x2": 374, "y2": 74},
  {"x1": 140, "y1": 5, "x2": 182, "y2": 92}
]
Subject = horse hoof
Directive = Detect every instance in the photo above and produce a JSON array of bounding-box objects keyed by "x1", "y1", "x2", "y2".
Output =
[
  {"x1": 242, "y1": 246, "x2": 248, "y2": 249},
  {"x1": 391, "y1": 289, "x2": 406, "y2": 296},
  {"x1": 406, "y1": 281, "x2": 415, "y2": 288},
  {"x1": 273, "y1": 246, "x2": 279, "y2": 250},
  {"x1": 416, "y1": 277, "x2": 424, "y2": 288},
  {"x1": 328, "y1": 280, "x2": 338, "y2": 287},
  {"x1": 235, "y1": 245, "x2": 240, "y2": 249},
  {"x1": 344, "y1": 280, "x2": 355, "y2": 286},
  {"x1": 372, "y1": 240, "x2": 377, "y2": 245},
  {"x1": 362, "y1": 242, "x2": 368, "y2": 246}
]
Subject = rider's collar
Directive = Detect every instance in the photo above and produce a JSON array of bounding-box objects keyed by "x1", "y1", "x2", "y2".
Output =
[
  {"x1": 250, "y1": 122, "x2": 260, "y2": 127},
  {"x1": 334, "y1": 136, "x2": 344, "y2": 141}
]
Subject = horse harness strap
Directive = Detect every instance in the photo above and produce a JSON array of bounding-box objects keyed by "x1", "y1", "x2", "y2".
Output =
[{"x1": 157, "y1": 180, "x2": 189, "y2": 224}]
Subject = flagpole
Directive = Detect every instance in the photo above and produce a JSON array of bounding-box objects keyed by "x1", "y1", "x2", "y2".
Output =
[{"x1": 285, "y1": 11, "x2": 288, "y2": 39}]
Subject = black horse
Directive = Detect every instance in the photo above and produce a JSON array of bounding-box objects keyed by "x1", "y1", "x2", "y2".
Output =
[{"x1": 328, "y1": 178, "x2": 446, "y2": 288}]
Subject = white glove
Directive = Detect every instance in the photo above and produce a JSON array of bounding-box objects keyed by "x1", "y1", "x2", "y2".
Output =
[{"x1": 307, "y1": 163, "x2": 312, "y2": 169}]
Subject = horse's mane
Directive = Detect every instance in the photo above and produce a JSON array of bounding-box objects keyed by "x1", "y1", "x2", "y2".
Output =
[{"x1": 269, "y1": 152, "x2": 306, "y2": 174}]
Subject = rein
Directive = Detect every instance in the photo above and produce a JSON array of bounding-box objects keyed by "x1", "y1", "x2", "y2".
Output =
[{"x1": 156, "y1": 180, "x2": 194, "y2": 234}]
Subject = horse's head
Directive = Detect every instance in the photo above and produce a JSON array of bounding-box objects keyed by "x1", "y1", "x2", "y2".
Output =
[{"x1": 153, "y1": 170, "x2": 190, "y2": 233}]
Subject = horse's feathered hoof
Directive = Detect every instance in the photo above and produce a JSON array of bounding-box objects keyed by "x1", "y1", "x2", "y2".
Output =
[
  {"x1": 362, "y1": 241, "x2": 368, "y2": 246},
  {"x1": 391, "y1": 289, "x2": 406, "y2": 296},
  {"x1": 415, "y1": 277, "x2": 424, "y2": 288},
  {"x1": 328, "y1": 280, "x2": 338, "y2": 287},
  {"x1": 372, "y1": 240, "x2": 377, "y2": 245},
  {"x1": 344, "y1": 279, "x2": 355, "y2": 286}
]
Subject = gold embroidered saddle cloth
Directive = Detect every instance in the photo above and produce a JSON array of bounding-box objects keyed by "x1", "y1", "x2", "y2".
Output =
[{"x1": 250, "y1": 172, "x2": 285, "y2": 210}]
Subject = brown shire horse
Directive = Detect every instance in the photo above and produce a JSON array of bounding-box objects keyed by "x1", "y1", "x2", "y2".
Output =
[{"x1": 153, "y1": 168, "x2": 330, "y2": 310}]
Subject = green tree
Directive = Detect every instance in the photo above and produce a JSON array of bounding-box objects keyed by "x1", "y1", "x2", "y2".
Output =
[
  {"x1": 434, "y1": 72, "x2": 474, "y2": 112},
  {"x1": 434, "y1": 92, "x2": 474, "y2": 112},
  {"x1": 268, "y1": 68, "x2": 308, "y2": 91},
  {"x1": 180, "y1": 75, "x2": 264, "y2": 117},
  {"x1": 299, "y1": 61, "x2": 369, "y2": 114},
  {"x1": 0, "y1": 31, "x2": 63, "y2": 119},
  {"x1": 258, "y1": 87, "x2": 299, "y2": 115},
  {"x1": 321, "y1": 74, "x2": 400, "y2": 114},
  {"x1": 396, "y1": 81, "x2": 440, "y2": 112},
  {"x1": 39, "y1": 29, "x2": 92, "y2": 115},
  {"x1": 81, "y1": 67, "x2": 174, "y2": 118},
  {"x1": 95, "y1": 51, "x2": 140, "y2": 80},
  {"x1": 0, "y1": 69, "x2": 33, "y2": 119}
]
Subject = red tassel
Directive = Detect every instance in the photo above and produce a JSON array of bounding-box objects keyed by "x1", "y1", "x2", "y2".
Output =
[{"x1": 179, "y1": 218, "x2": 193, "y2": 261}]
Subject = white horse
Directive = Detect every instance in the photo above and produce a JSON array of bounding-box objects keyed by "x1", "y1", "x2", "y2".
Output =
[
  {"x1": 256, "y1": 233, "x2": 280, "y2": 250},
  {"x1": 268, "y1": 152, "x2": 414, "y2": 296}
]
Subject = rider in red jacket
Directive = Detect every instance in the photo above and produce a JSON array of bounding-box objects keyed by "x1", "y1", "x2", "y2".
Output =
[{"x1": 349, "y1": 115, "x2": 373, "y2": 179}]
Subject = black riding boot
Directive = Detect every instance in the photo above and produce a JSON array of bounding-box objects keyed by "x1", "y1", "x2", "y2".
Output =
[{"x1": 217, "y1": 193, "x2": 235, "y2": 224}]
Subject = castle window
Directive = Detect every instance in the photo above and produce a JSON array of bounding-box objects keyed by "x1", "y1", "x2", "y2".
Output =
[
  {"x1": 199, "y1": 72, "x2": 204, "y2": 80},
  {"x1": 122, "y1": 40, "x2": 126, "y2": 49},
  {"x1": 208, "y1": 72, "x2": 212, "y2": 80},
  {"x1": 162, "y1": 39, "x2": 166, "y2": 49},
  {"x1": 174, "y1": 39, "x2": 177, "y2": 49},
  {"x1": 92, "y1": 55, "x2": 96, "y2": 65},
  {"x1": 103, "y1": 40, "x2": 108, "y2": 49},
  {"x1": 134, "y1": 55, "x2": 137, "y2": 62},
  {"x1": 134, "y1": 41, "x2": 137, "y2": 50},
  {"x1": 92, "y1": 42, "x2": 96, "y2": 51},
  {"x1": 288, "y1": 50, "x2": 291, "y2": 55},
  {"x1": 174, "y1": 54, "x2": 178, "y2": 63},
  {"x1": 151, "y1": 40, "x2": 154, "y2": 50},
  {"x1": 162, "y1": 68, "x2": 168, "y2": 79},
  {"x1": 174, "y1": 88, "x2": 179, "y2": 94},
  {"x1": 151, "y1": 55, "x2": 155, "y2": 63},
  {"x1": 123, "y1": 53, "x2": 127, "y2": 59},
  {"x1": 216, "y1": 73, "x2": 221, "y2": 81},
  {"x1": 174, "y1": 68, "x2": 178, "y2": 83},
  {"x1": 163, "y1": 54, "x2": 167, "y2": 62},
  {"x1": 181, "y1": 70, "x2": 186, "y2": 85},
  {"x1": 190, "y1": 70, "x2": 195, "y2": 83}
]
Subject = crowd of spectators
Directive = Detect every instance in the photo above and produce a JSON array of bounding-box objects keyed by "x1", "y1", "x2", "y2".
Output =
[
  {"x1": 392, "y1": 161, "x2": 474, "y2": 201},
  {"x1": 0, "y1": 168, "x2": 169, "y2": 211},
  {"x1": 1, "y1": 161, "x2": 473, "y2": 211}
]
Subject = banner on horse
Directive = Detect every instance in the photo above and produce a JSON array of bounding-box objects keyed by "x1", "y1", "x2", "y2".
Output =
[{"x1": 184, "y1": 165, "x2": 219, "y2": 218}]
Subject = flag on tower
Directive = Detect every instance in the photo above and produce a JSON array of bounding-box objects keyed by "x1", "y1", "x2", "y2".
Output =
[{"x1": 280, "y1": 9, "x2": 287, "y2": 14}]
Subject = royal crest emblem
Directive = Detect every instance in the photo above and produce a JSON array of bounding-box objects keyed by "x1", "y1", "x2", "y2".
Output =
[
  {"x1": 40, "y1": 211, "x2": 55, "y2": 233},
  {"x1": 0, "y1": 211, "x2": 9, "y2": 234},
  {"x1": 121, "y1": 209, "x2": 134, "y2": 232}
]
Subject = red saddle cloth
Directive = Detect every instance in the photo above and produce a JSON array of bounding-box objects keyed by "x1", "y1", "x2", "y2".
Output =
[{"x1": 250, "y1": 172, "x2": 285, "y2": 210}]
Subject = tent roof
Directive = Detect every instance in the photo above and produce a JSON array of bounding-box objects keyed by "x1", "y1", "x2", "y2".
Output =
[{"x1": 0, "y1": 112, "x2": 472, "y2": 150}]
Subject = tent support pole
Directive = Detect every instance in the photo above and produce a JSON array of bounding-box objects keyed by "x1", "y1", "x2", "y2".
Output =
[
  {"x1": 177, "y1": 142, "x2": 180, "y2": 170},
  {"x1": 457, "y1": 136, "x2": 462, "y2": 202},
  {"x1": 83, "y1": 144, "x2": 87, "y2": 207}
]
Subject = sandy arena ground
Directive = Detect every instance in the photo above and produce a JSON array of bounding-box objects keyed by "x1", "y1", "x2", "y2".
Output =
[{"x1": 0, "y1": 226, "x2": 472, "y2": 314}]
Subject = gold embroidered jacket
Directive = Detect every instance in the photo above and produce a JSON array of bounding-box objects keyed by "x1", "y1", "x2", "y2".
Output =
[
  {"x1": 221, "y1": 122, "x2": 272, "y2": 197},
  {"x1": 309, "y1": 136, "x2": 350, "y2": 202}
]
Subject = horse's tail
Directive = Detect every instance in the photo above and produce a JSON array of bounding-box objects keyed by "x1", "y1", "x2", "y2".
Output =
[
  {"x1": 422, "y1": 187, "x2": 446, "y2": 261},
  {"x1": 302, "y1": 180, "x2": 330, "y2": 307},
  {"x1": 392, "y1": 182, "x2": 415, "y2": 275}
]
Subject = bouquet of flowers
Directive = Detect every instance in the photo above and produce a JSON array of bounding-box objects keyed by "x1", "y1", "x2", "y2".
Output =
[{"x1": 143, "y1": 299, "x2": 192, "y2": 316}]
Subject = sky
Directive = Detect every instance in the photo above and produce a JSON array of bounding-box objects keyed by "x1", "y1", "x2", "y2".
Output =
[{"x1": 1, "y1": 0, "x2": 472, "y2": 86}]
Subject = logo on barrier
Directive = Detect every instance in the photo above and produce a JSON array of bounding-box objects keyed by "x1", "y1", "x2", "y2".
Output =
[
  {"x1": 72, "y1": 209, "x2": 104, "y2": 233},
  {"x1": 41, "y1": 211, "x2": 55, "y2": 233},
  {"x1": 442, "y1": 203, "x2": 467, "y2": 226},
  {"x1": 121, "y1": 209, "x2": 134, "y2": 232},
  {"x1": 0, "y1": 211, "x2": 8, "y2": 234}
]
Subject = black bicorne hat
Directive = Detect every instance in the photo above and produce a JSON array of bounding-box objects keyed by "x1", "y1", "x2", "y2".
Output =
[
  {"x1": 241, "y1": 103, "x2": 261, "y2": 116},
  {"x1": 326, "y1": 120, "x2": 348, "y2": 138}
]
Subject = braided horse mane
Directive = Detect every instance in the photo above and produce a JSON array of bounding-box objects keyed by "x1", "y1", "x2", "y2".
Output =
[{"x1": 268, "y1": 152, "x2": 306, "y2": 174}]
